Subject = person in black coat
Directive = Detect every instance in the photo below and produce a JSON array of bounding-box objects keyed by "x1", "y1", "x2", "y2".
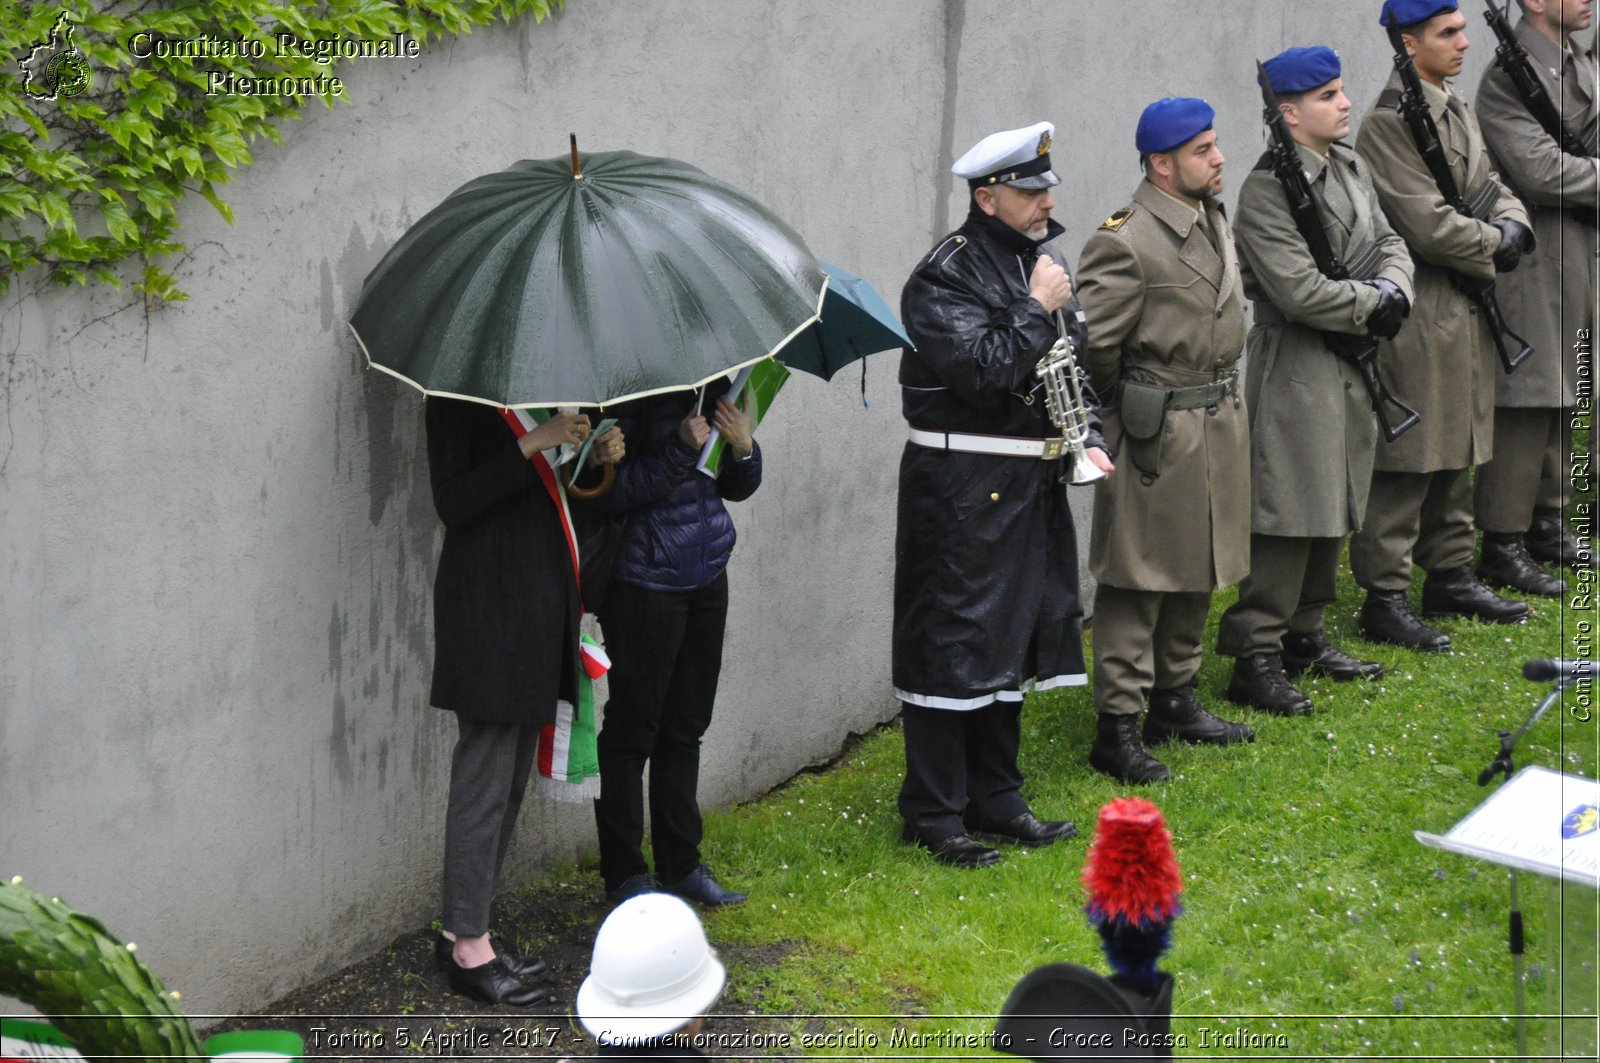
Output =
[
  {"x1": 425, "y1": 396, "x2": 623, "y2": 1006},
  {"x1": 589, "y1": 377, "x2": 760, "y2": 908},
  {"x1": 895, "y1": 122, "x2": 1115, "y2": 869}
]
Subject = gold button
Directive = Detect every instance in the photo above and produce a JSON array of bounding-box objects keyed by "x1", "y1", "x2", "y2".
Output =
[{"x1": 990, "y1": 492, "x2": 1000, "y2": 501}]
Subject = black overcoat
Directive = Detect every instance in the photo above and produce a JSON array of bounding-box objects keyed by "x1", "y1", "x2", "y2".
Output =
[
  {"x1": 426, "y1": 397, "x2": 580, "y2": 724},
  {"x1": 892, "y1": 210, "x2": 1102, "y2": 707}
]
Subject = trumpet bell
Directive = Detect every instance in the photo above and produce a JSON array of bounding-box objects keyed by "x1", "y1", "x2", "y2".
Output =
[{"x1": 1066, "y1": 453, "x2": 1106, "y2": 486}]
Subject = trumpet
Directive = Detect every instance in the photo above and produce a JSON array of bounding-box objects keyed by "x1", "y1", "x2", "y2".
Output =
[{"x1": 1036, "y1": 310, "x2": 1106, "y2": 486}]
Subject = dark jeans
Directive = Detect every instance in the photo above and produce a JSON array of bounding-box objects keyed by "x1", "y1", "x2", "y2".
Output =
[
  {"x1": 898, "y1": 701, "x2": 1028, "y2": 843},
  {"x1": 594, "y1": 573, "x2": 729, "y2": 891}
]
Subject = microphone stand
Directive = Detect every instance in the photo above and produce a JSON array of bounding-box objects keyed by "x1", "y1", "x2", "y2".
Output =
[{"x1": 1475, "y1": 664, "x2": 1583, "y2": 1060}]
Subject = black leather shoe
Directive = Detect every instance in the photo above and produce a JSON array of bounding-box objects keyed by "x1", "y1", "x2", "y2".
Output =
[
  {"x1": 1088, "y1": 713, "x2": 1171, "y2": 784},
  {"x1": 435, "y1": 934, "x2": 548, "y2": 982},
  {"x1": 1145, "y1": 685, "x2": 1256, "y2": 744},
  {"x1": 1421, "y1": 565, "x2": 1531, "y2": 623},
  {"x1": 900, "y1": 825, "x2": 1002, "y2": 868},
  {"x1": 1527, "y1": 509, "x2": 1590, "y2": 570},
  {"x1": 443, "y1": 954, "x2": 551, "y2": 1008},
  {"x1": 967, "y1": 812, "x2": 1077, "y2": 848},
  {"x1": 660, "y1": 864, "x2": 747, "y2": 908},
  {"x1": 1359, "y1": 590, "x2": 1451, "y2": 652},
  {"x1": 1478, "y1": 533, "x2": 1567, "y2": 598},
  {"x1": 604, "y1": 873, "x2": 657, "y2": 905},
  {"x1": 1282, "y1": 630, "x2": 1383, "y2": 681},
  {"x1": 1225, "y1": 654, "x2": 1313, "y2": 716}
]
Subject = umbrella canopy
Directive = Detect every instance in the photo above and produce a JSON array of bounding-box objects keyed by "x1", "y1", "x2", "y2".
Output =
[
  {"x1": 349, "y1": 149, "x2": 827, "y2": 408},
  {"x1": 775, "y1": 260, "x2": 911, "y2": 380}
]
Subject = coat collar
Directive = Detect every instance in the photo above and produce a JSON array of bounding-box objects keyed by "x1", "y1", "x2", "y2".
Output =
[
  {"x1": 1514, "y1": 14, "x2": 1596, "y2": 104},
  {"x1": 1132, "y1": 179, "x2": 1238, "y2": 306}
]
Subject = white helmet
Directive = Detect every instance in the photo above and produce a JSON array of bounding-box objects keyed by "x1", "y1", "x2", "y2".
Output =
[{"x1": 576, "y1": 893, "x2": 727, "y2": 1046}]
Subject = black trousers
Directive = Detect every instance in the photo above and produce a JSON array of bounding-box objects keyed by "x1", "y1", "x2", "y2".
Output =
[
  {"x1": 442, "y1": 715, "x2": 539, "y2": 937},
  {"x1": 897, "y1": 701, "x2": 1028, "y2": 843},
  {"x1": 594, "y1": 574, "x2": 728, "y2": 892}
]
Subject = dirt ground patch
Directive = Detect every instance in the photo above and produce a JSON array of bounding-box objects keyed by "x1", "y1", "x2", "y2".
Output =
[{"x1": 209, "y1": 870, "x2": 799, "y2": 1059}]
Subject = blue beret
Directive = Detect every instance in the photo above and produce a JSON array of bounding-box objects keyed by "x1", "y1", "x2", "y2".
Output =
[
  {"x1": 1379, "y1": 0, "x2": 1457, "y2": 28},
  {"x1": 1262, "y1": 46, "x2": 1342, "y2": 95},
  {"x1": 1135, "y1": 97, "x2": 1216, "y2": 155}
]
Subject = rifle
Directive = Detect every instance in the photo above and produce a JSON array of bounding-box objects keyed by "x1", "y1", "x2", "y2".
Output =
[
  {"x1": 1256, "y1": 61, "x2": 1419, "y2": 442},
  {"x1": 1385, "y1": 24, "x2": 1534, "y2": 373},
  {"x1": 1484, "y1": 0, "x2": 1596, "y2": 157}
]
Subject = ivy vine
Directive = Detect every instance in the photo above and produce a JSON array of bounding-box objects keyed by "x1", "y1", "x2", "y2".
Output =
[{"x1": 0, "y1": 1, "x2": 563, "y2": 304}]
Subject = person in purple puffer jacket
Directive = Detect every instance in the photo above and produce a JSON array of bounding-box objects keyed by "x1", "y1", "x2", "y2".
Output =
[{"x1": 589, "y1": 374, "x2": 761, "y2": 908}]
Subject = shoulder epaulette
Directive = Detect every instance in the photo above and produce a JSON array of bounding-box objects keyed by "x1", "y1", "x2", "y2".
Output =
[
  {"x1": 1251, "y1": 148, "x2": 1275, "y2": 173},
  {"x1": 926, "y1": 233, "x2": 968, "y2": 270},
  {"x1": 1099, "y1": 207, "x2": 1136, "y2": 233},
  {"x1": 1376, "y1": 88, "x2": 1402, "y2": 111}
]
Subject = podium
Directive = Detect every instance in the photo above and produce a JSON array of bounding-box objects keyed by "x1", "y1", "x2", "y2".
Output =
[{"x1": 1417, "y1": 766, "x2": 1599, "y2": 1058}]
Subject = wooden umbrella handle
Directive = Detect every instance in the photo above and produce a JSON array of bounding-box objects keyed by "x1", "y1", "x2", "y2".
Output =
[{"x1": 564, "y1": 460, "x2": 614, "y2": 500}]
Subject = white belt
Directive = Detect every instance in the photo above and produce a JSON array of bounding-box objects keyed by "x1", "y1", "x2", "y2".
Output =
[{"x1": 908, "y1": 428, "x2": 1066, "y2": 459}]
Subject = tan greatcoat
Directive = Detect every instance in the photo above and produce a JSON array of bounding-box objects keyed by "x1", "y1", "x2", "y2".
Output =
[
  {"x1": 1354, "y1": 71, "x2": 1531, "y2": 472},
  {"x1": 1234, "y1": 140, "x2": 1415, "y2": 538},
  {"x1": 1077, "y1": 179, "x2": 1250, "y2": 592},
  {"x1": 1475, "y1": 16, "x2": 1599, "y2": 408}
]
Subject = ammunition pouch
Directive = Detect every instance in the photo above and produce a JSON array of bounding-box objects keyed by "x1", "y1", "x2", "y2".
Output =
[{"x1": 1116, "y1": 370, "x2": 1239, "y2": 479}]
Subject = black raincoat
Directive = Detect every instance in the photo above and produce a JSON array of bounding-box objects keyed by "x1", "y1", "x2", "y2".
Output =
[{"x1": 892, "y1": 209, "x2": 1103, "y2": 708}]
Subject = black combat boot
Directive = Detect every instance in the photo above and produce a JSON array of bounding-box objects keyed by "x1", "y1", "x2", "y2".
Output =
[
  {"x1": 1421, "y1": 565, "x2": 1531, "y2": 623},
  {"x1": 1358, "y1": 590, "x2": 1451, "y2": 652},
  {"x1": 1088, "y1": 714, "x2": 1172, "y2": 784},
  {"x1": 1477, "y1": 533, "x2": 1567, "y2": 598},
  {"x1": 1526, "y1": 509, "x2": 1590, "y2": 570},
  {"x1": 1282, "y1": 630, "x2": 1384, "y2": 681},
  {"x1": 1225, "y1": 654, "x2": 1313, "y2": 716},
  {"x1": 1145, "y1": 685, "x2": 1255, "y2": 745}
]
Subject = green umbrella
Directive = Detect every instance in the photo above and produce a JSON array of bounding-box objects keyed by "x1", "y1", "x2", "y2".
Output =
[{"x1": 349, "y1": 145, "x2": 827, "y2": 408}]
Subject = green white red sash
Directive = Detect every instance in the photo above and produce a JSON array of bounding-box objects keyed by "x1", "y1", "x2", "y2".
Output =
[{"x1": 500, "y1": 408, "x2": 607, "y2": 798}]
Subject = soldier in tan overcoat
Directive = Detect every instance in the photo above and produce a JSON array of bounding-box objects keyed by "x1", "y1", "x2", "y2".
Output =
[
  {"x1": 1349, "y1": 0, "x2": 1535, "y2": 652},
  {"x1": 1473, "y1": 0, "x2": 1598, "y2": 589},
  {"x1": 1077, "y1": 97, "x2": 1256, "y2": 785},
  {"x1": 1216, "y1": 46, "x2": 1415, "y2": 717}
]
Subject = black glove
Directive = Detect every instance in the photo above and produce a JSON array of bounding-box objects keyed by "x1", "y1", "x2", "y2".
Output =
[
  {"x1": 1365, "y1": 278, "x2": 1410, "y2": 341},
  {"x1": 1490, "y1": 218, "x2": 1535, "y2": 272}
]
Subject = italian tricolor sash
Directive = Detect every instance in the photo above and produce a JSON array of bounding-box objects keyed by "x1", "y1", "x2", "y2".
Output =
[{"x1": 500, "y1": 408, "x2": 606, "y2": 799}]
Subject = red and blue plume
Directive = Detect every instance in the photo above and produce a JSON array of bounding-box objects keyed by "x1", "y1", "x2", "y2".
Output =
[{"x1": 1083, "y1": 797, "x2": 1183, "y2": 989}]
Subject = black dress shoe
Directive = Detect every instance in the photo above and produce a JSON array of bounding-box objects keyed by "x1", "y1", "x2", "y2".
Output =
[
  {"x1": 660, "y1": 864, "x2": 747, "y2": 908},
  {"x1": 442, "y1": 954, "x2": 551, "y2": 1008},
  {"x1": 900, "y1": 825, "x2": 1002, "y2": 868},
  {"x1": 435, "y1": 933, "x2": 548, "y2": 982},
  {"x1": 1421, "y1": 565, "x2": 1531, "y2": 623},
  {"x1": 1145, "y1": 685, "x2": 1256, "y2": 744},
  {"x1": 1088, "y1": 713, "x2": 1171, "y2": 784},
  {"x1": 1527, "y1": 509, "x2": 1590, "y2": 570},
  {"x1": 1478, "y1": 533, "x2": 1567, "y2": 598},
  {"x1": 1282, "y1": 630, "x2": 1383, "y2": 681},
  {"x1": 1358, "y1": 590, "x2": 1451, "y2": 652},
  {"x1": 604, "y1": 873, "x2": 658, "y2": 905},
  {"x1": 967, "y1": 812, "x2": 1077, "y2": 848},
  {"x1": 1225, "y1": 654, "x2": 1313, "y2": 716}
]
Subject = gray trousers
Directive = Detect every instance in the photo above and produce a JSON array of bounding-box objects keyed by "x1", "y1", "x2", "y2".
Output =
[
  {"x1": 442, "y1": 715, "x2": 539, "y2": 937},
  {"x1": 1473, "y1": 406, "x2": 1570, "y2": 533},
  {"x1": 1216, "y1": 534, "x2": 1342, "y2": 659},
  {"x1": 1349, "y1": 467, "x2": 1475, "y2": 591},
  {"x1": 1091, "y1": 585, "x2": 1212, "y2": 717}
]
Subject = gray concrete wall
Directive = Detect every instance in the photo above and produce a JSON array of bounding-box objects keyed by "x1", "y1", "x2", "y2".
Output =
[{"x1": 0, "y1": 0, "x2": 1521, "y2": 1018}]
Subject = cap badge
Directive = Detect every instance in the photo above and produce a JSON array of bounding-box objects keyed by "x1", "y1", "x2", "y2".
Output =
[{"x1": 1036, "y1": 131, "x2": 1052, "y2": 156}]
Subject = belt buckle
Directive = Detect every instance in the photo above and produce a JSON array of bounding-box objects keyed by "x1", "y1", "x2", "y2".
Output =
[{"x1": 1041, "y1": 438, "x2": 1065, "y2": 460}]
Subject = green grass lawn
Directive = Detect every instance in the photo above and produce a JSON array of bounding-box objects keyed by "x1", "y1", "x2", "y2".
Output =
[{"x1": 663, "y1": 560, "x2": 1599, "y2": 1060}]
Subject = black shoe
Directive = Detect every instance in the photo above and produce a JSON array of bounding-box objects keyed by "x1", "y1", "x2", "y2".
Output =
[
  {"x1": 435, "y1": 933, "x2": 548, "y2": 982},
  {"x1": 1478, "y1": 533, "x2": 1567, "y2": 598},
  {"x1": 1421, "y1": 565, "x2": 1531, "y2": 623},
  {"x1": 900, "y1": 825, "x2": 1002, "y2": 868},
  {"x1": 1145, "y1": 685, "x2": 1256, "y2": 744},
  {"x1": 967, "y1": 812, "x2": 1077, "y2": 848},
  {"x1": 442, "y1": 954, "x2": 551, "y2": 1008},
  {"x1": 1358, "y1": 590, "x2": 1451, "y2": 652},
  {"x1": 660, "y1": 864, "x2": 747, "y2": 908},
  {"x1": 1282, "y1": 630, "x2": 1384, "y2": 681},
  {"x1": 1088, "y1": 713, "x2": 1172, "y2": 784},
  {"x1": 1527, "y1": 509, "x2": 1590, "y2": 570},
  {"x1": 604, "y1": 873, "x2": 658, "y2": 905},
  {"x1": 1225, "y1": 654, "x2": 1313, "y2": 716}
]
